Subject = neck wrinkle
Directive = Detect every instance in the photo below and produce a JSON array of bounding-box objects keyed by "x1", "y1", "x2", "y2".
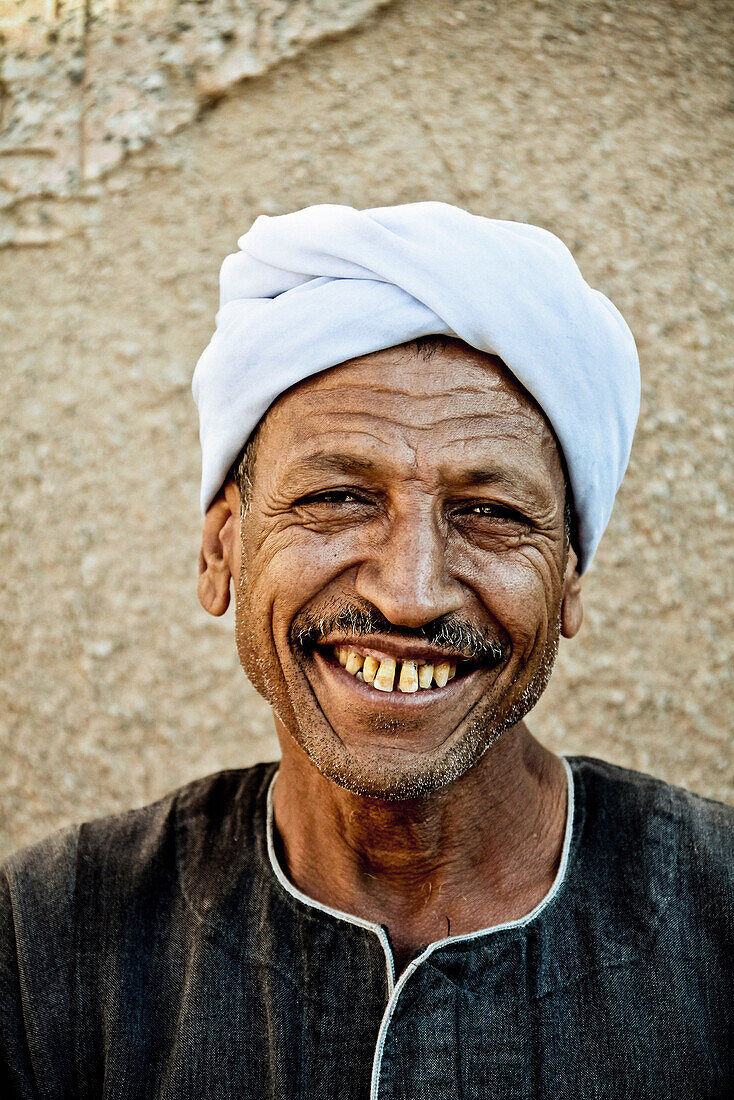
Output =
[{"x1": 272, "y1": 726, "x2": 567, "y2": 925}]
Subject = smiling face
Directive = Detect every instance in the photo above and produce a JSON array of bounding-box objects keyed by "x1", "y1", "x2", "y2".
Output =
[{"x1": 203, "y1": 339, "x2": 582, "y2": 800}]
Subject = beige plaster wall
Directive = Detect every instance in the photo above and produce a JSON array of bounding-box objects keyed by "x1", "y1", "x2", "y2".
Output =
[{"x1": 1, "y1": 0, "x2": 732, "y2": 860}]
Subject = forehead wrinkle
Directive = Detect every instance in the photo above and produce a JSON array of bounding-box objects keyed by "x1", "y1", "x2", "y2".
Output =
[
  {"x1": 306, "y1": 378, "x2": 507, "y2": 399},
  {"x1": 411, "y1": 410, "x2": 554, "y2": 439},
  {"x1": 293, "y1": 380, "x2": 529, "y2": 413},
  {"x1": 283, "y1": 406, "x2": 545, "y2": 444},
  {"x1": 274, "y1": 409, "x2": 560, "y2": 482},
  {"x1": 285, "y1": 384, "x2": 550, "y2": 444},
  {"x1": 305, "y1": 349, "x2": 535, "y2": 401}
]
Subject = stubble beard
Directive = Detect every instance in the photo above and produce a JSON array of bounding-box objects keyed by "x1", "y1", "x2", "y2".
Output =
[
  {"x1": 302, "y1": 614, "x2": 562, "y2": 802},
  {"x1": 234, "y1": 550, "x2": 563, "y2": 802}
]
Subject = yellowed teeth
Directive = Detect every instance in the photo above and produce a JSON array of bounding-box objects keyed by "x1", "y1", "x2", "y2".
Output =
[{"x1": 333, "y1": 646, "x2": 458, "y2": 692}]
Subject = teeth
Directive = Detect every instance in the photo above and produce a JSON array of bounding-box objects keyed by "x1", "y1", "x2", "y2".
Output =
[
  {"x1": 398, "y1": 659, "x2": 419, "y2": 693},
  {"x1": 373, "y1": 657, "x2": 397, "y2": 692},
  {"x1": 362, "y1": 656, "x2": 379, "y2": 683},
  {"x1": 418, "y1": 663, "x2": 434, "y2": 689},
  {"x1": 433, "y1": 661, "x2": 451, "y2": 688},
  {"x1": 334, "y1": 646, "x2": 460, "y2": 692},
  {"x1": 345, "y1": 651, "x2": 365, "y2": 676}
]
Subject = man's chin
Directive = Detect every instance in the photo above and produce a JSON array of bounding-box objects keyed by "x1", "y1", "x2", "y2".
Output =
[
  {"x1": 250, "y1": 638, "x2": 558, "y2": 800},
  {"x1": 285, "y1": 704, "x2": 510, "y2": 802}
]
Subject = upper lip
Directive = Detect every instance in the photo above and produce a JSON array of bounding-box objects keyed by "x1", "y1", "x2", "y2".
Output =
[{"x1": 317, "y1": 635, "x2": 474, "y2": 664}]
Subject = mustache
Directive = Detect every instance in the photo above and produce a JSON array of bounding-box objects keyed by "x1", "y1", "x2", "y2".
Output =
[{"x1": 291, "y1": 604, "x2": 507, "y2": 666}]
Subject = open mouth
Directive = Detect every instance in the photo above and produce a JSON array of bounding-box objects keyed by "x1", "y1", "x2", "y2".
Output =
[{"x1": 321, "y1": 643, "x2": 479, "y2": 694}]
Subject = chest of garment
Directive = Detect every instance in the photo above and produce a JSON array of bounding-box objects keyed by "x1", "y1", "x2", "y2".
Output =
[
  {"x1": 3, "y1": 760, "x2": 732, "y2": 1098},
  {"x1": 75, "y1": 918, "x2": 726, "y2": 1100}
]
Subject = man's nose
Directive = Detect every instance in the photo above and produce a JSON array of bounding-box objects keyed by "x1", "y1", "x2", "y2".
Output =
[{"x1": 354, "y1": 508, "x2": 465, "y2": 628}]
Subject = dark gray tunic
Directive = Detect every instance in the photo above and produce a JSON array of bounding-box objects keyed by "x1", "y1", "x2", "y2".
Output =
[{"x1": 1, "y1": 757, "x2": 732, "y2": 1098}]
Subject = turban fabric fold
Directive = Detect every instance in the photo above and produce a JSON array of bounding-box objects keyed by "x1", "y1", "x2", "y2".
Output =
[{"x1": 192, "y1": 202, "x2": 640, "y2": 572}]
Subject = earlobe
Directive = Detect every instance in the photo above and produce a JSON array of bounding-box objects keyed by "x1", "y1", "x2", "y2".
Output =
[
  {"x1": 198, "y1": 493, "x2": 237, "y2": 616},
  {"x1": 560, "y1": 547, "x2": 583, "y2": 639}
]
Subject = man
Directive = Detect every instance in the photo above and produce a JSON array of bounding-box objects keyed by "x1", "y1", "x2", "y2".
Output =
[{"x1": 2, "y1": 203, "x2": 731, "y2": 1097}]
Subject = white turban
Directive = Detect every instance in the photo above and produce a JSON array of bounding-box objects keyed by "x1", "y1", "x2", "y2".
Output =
[{"x1": 192, "y1": 202, "x2": 640, "y2": 572}]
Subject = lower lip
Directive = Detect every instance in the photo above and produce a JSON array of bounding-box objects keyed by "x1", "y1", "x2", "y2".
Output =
[{"x1": 311, "y1": 649, "x2": 485, "y2": 710}]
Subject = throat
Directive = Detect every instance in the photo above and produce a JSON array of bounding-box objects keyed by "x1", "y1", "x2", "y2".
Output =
[{"x1": 271, "y1": 732, "x2": 570, "y2": 960}]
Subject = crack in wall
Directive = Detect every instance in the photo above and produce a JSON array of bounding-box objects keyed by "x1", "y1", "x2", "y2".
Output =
[{"x1": 78, "y1": 0, "x2": 91, "y2": 188}]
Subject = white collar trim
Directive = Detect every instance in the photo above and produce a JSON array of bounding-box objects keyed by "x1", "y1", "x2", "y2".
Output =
[{"x1": 265, "y1": 755, "x2": 575, "y2": 996}]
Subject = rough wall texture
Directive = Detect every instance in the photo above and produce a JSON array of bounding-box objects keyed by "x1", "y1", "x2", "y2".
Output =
[
  {"x1": 0, "y1": 0, "x2": 392, "y2": 244},
  {"x1": 1, "y1": 0, "x2": 732, "y2": 859}
]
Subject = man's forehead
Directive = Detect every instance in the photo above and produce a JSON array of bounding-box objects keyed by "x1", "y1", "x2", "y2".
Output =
[
  {"x1": 264, "y1": 341, "x2": 556, "y2": 440},
  {"x1": 258, "y1": 342, "x2": 564, "y2": 493}
]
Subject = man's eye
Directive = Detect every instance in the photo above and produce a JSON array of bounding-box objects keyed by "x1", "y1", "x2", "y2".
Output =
[
  {"x1": 456, "y1": 503, "x2": 527, "y2": 522},
  {"x1": 299, "y1": 490, "x2": 363, "y2": 505}
]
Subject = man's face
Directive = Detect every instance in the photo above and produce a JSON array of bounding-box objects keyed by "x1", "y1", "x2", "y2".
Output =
[{"x1": 225, "y1": 341, "x2": 580, "y2": 799}]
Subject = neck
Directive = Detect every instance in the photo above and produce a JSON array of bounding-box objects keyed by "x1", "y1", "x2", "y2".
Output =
[{"x1": 271, "y1": 724, "x2": 568, "y2": 971}]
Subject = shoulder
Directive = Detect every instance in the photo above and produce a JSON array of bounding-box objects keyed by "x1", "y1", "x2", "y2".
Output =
[
  {"x1": 1, "y1": 764, "x2": 277, "y2": 1088},
  {"x1": 3, "y1": 762, "x2": 277, "y2": 895},
  {"x1": 568, "y1": 754, "x2": 733, "y2": 851},
  {"x1": 1, "y1": 762, "x2": 278, "y2": 964},
  {"x1": 1, "y1": 825, "x2": 80, "y2": 1088},
  {"x1": 566, "y1": 755, "x2": 733, "y2": 944}
]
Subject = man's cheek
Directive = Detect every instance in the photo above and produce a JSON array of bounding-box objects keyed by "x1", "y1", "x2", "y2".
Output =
[
  {"x1": 234, "y1": 569, "x2": 299, "y2": 703},
  {"x1": 275, "y1": 526, "x2": 366, "y2": 583}
]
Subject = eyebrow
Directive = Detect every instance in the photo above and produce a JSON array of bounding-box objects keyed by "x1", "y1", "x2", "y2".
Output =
[
  {"x1": 289, "y1": 452, "x2": 548, "y2": 500},
  {"x1": 456, "y1": 466, "x2": 546, "y2": 498},
  {"x1": 291, "y1": 452, "x2": 381, "y2": 477}
]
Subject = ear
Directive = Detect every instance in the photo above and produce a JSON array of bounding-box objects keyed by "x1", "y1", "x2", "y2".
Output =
[
  {"x1": 560, "y1": 545, "x2": 583, "y2": 639},
  {"x1": 197, "y1": 482, "x2": 241, "y2": 616}
]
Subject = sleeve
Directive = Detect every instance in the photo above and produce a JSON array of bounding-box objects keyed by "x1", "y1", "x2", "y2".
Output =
[{"x1": 0, "y1": 827, "x2": 79, "y2": 1098}]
